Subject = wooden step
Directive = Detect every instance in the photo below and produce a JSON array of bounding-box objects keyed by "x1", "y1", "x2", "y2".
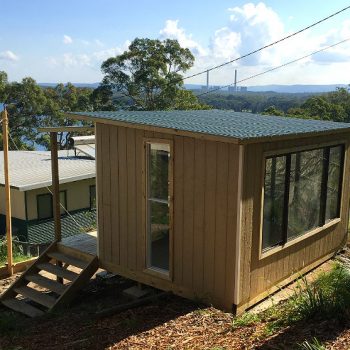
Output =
[
  {"x1": 25, "y1": 274, "x2": 67, "y2": 295},
  {"x1": 2, "y1": 298, "x2": 45, "y2": 318},
  {"x1": 37, "y1": 263, "x2": 79, "y2": 281},
  {"x1": 47, "y1": 252, "x2": 87, "y2": 269},
  {"x1": 14, "y1": 286, "x2": 56, "y2": 309}
]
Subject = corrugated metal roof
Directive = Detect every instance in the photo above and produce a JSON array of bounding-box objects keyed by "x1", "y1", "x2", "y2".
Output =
[
  {"x1": 69, "y1": 110, "x2": 350, "y2": 141},
  {"x1": 0, "y1": 150, "x2": 95, "y2": 191},
  {"x1": 74, "y1": 144, "x2": 95, "y2": 159}
]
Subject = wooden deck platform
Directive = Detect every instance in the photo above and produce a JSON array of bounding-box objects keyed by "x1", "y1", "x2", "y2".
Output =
[{"x1": 61, "y1": 231, "x2": 97, "y2": 256}]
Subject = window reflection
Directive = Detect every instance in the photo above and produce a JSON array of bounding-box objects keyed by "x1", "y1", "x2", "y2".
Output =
[{"x1": 262, "y1": 144, "x2": 344, "y2": 251}]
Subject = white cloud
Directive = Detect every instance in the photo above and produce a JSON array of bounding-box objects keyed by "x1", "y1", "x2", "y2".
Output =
[
  {"x1": 23, "y1": 4, "x2": 350, "y2": 85},
  {"x1": 0, "y1": 50, "x2": 19, "y2": 62},
  {"x1": 159, "y1": 19, "x2": 207, "y2": 56},
  {"x1": 156, "y1": 3, "x2": 350, "y2": 86},
  {"x1": 94, "y1": 39, "x2": 104, "y2": 47},
  {"x1": 63, "y1": 35, "x2": 73, "y2": 44}
]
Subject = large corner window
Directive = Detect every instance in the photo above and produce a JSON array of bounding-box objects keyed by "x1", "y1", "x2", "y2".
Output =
[
  {"x1": 37, "y1": 191, "x2": 67, "y2": 220},
  {"x1": 146, "y1": 142, "x2": 171, "y2": 274},
  {"x1": 262, "y1": 144, "x2": 344, "y2": 251}
]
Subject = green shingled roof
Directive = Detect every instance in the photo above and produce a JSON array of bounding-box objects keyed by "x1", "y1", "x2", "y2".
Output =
[{"x1": 68, "y1": 110, "x2": 350, "y2": 141}]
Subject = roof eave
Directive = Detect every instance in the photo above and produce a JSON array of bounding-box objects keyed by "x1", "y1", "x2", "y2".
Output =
[
  {"x1": 65, "y1": 112, "x2": 242, "y2": 145},
  {"x1": 65, "y1": 112, "x2": 350, "y2": 146},
  {"x1": 0, "y1": 173, "x2": 96, "y2": 192}
]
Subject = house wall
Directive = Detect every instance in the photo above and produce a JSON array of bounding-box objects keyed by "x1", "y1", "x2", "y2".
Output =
[
  {"x1": 0, "y1": 187, "x2": 26, "y2": 219},
  {"x1": 26, "y1": 178, "x2": 95, "y2": 220},
  {"x1": 96, "y1": 122, "x2": 241, "y2": 310},
  {"x1": 239, "y1": 132, "x2": 350, "y2": 308}
]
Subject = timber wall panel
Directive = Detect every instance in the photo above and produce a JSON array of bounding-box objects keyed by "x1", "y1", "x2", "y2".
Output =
[
  {"x1": 240, "y1": 133, "x2": 350, "y2": 303},
  {"x1": 96, "y1": 123, "x2": 240, "y2": 310}
]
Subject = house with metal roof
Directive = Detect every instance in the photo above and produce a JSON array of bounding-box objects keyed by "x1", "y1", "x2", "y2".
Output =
[
  {"x1": 0, "y1": 149, "x2": 96, "y2": 246},
  {"x1": 61, "y1": 109, "x2": 350, "y2": 313}
]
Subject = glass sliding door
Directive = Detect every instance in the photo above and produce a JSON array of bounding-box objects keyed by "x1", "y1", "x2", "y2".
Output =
[{"x1": 146, "y1": 142, "x2": 171, "y2": 274}]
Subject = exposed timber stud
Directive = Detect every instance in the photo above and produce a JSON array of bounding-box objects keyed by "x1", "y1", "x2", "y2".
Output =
[
  {"x1": 50, "y1": 132, "x2": 62, "y2": 242},
  {"x1": 2, "y1": 107, "x2": 13, "y2": 276},
  {"x1": 50, "y1": 132, "x2": 63, "y2": 283}
]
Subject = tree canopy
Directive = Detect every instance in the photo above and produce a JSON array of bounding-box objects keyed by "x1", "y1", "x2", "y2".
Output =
[
  {"x1": 101, "y1": 38, "x2": 208, "y2": 110},
  {"x1": 0, "y1": 74, "x2": 102, "y2": 150}
]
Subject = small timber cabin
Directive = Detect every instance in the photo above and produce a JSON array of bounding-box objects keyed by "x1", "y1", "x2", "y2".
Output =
[{"x1": 66, "y1": 110, "x2": 350, "y2": 313}]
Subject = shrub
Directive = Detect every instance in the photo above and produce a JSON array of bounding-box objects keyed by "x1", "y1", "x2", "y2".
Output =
[
  {"x1": 0, "y1": 237, "x2": 27, "y2": 266},
  {"x1": 290, "y1": 263, "x2": 350, "y2": 321}
]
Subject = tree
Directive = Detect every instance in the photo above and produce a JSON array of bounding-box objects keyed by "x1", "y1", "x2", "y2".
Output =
[
  {"x1": 101, "y1": 38, "x2": 207, "y2": 110},
  {"x1": 261, "y1": 105, "x2": 285, "y2": 116},
  {"x1": 90, "y1": 84, "x2": 116, "y2": 111},
  {"x1": 301, "y1": 96, "x2": 346, "y2": 122},
  {"x1": 0, "y1": 71, "x2": 8, "y2": 102},
  {"x1": 0, "y1": 74, "x2": 95, "y2": 151}
]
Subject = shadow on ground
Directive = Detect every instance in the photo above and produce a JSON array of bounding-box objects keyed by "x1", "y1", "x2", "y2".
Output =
[
  {"x1": 0, "y1": 276, "x2": 200, "y2": 350},
  {"x1": 256, "y1": 316, "x2": 350, "y2": 349}
]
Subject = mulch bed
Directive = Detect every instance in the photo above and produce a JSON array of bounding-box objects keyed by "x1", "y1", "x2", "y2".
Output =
[{"x1": 0, "y1": 273, "x2": 349, "y2": 350}]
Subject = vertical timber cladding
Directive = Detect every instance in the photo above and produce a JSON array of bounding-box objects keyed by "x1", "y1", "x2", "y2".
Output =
[
  {"x1": 240, "y1": 132, "x2": 350, "y2": 303},
  {"x1": 96, "y1": 122, "x2": 240, "y2": 310}
]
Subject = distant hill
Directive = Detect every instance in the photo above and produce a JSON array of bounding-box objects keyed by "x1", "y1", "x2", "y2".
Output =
[
  {"x1": 247, "y1": 84, "x2": 348, "y2": 93},
  {"x1": 185, "y1": 83, "x2": 348, "y2": 93},
  {"x1": 39, "y1": 82, "x2": 100, "y2": 89},
  {"x1": 38, "y1": 82, "x2": 348, "y2": 94}
]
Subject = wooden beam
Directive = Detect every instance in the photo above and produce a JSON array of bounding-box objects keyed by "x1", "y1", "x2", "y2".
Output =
[
  {"x1": 38, "y1": 126, "x2": 94, "y2": 133},
  {"x1": 50, "y1": 133, "x2": 64, "y2": 283},
  {"x1": 2, "y1": 108, "x2": 13, "y2": 276},
  {"x1": 50, "y1": 132, "x2": 62, "y2": 242}
]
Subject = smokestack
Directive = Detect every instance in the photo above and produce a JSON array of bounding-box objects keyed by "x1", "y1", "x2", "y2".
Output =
[
  {"x1": 206, "y1": 70, "x2": 209, "y2": 91},
  {"x1": 234, "y1": 69, "x2": 237, "y2": 92}
]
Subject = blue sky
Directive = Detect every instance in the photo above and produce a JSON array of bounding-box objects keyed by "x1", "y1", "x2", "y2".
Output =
[{"x1": 1, "y1": 1, "x2": 350, "y2": 85}]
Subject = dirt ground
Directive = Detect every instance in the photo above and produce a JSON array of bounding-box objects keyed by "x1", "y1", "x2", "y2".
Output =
[{"x1": 0, "y1": 265, "x2": 349, "y2": 350}]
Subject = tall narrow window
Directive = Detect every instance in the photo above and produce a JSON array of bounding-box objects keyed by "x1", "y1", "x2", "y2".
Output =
[
  {"x1": 262, "y1": 156, "x2": 286, "y2": 249},
  {"x1": 146, "y1": 142, "x2": 171, "y2": 273},
  {"x1": 326, "y1": 146, "x2": 344, "y2": 221},
  {"x1": 288, "y1": 149, "x2": 323, "y2": 239}
]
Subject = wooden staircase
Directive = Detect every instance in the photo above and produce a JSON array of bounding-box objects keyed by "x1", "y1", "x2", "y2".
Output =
[{"x1": 0, "y1": 242, "x2": 99, "y2": 317}]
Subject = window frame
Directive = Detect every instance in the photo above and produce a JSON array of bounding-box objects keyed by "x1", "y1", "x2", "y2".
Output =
[
  {"x1": 259, "y1": 141, "x2": 346, "y2": 259},
  {"x1": 143, "y1": 138, "x2": 174, "y2": 281},
  {"x1": 36, "y1": 190, "x2": 68, "y2": 221},
  {"x1": 89, "y1": 185, "x2": 96, "y2": 210},
  {"x1": 37, "y1": 193, "x2": 53, "y2": 221}
]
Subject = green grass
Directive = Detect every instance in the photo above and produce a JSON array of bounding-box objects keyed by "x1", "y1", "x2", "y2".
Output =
[
  {"x1": 257, "y1": 263, "x2": 350, "y2": 337},
  {"x1": 0, "y1": 237, "x2": 33, "y2": 267},
  {"x1": 232, "y1": 312, "x2": 261, "y2": 329},
  {"x1": 298, "y1": 338, "x2": 326, "y2": 350}
]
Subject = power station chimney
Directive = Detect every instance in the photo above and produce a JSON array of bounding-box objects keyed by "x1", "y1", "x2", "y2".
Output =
[
  {"x1": 206, "y1": 70, "x2": 209, "y2": 91},
  {"x1": 234, "y1": 69, "x2": 237, "y2": 92}
]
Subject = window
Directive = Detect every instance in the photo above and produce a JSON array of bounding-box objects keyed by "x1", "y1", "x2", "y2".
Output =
[
  {"x1": 90, "y1": 185, "x2": 96, "y2": 210},
  {"x1": 262, "y1": 144, "x2": 344, "y2": 251},
  {"x1": 37, "y1": 191, "x2": 67, "y2": 220},
  {"x1": 146, "y1": 142, "x2": 171, "y2": 274},
  {"x1": 37, "y1": 193, "x2": 52, "y2": 220}
]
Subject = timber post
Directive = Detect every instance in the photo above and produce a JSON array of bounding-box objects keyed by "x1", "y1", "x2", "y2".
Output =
[
  {"x1": 50, "y1": 132, "x2": 62, "y2": 242},
  {"x1": 50, "y1": 132, "x2": 63, "y2": 283},
  {"x1": 2, "y1": 107, "x2": 13, "y2": 276}
]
